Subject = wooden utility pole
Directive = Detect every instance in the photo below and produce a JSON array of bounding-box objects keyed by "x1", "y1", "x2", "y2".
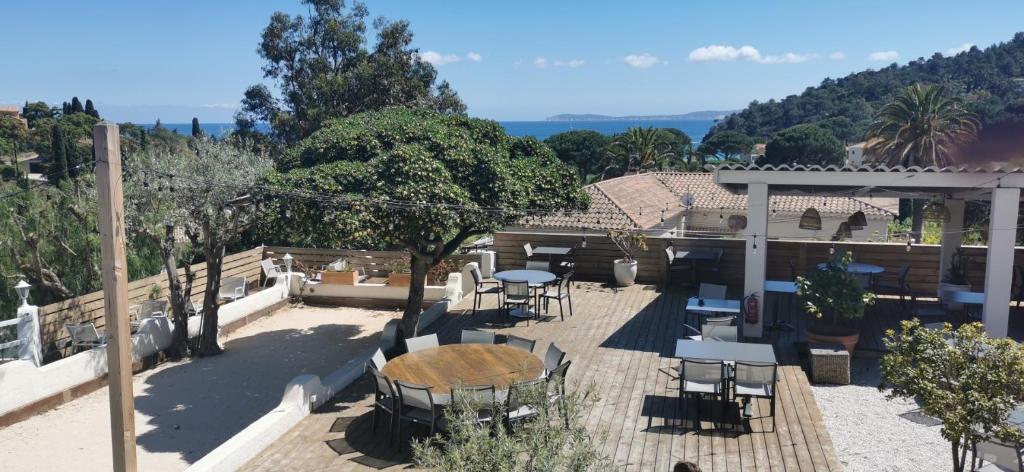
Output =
[{"x1": 94, "y1": 122, "x2": 138, "y2": 472}]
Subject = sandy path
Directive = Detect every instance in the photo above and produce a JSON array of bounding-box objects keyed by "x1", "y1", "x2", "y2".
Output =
[{"x1": 0, "y1": 305, "x2": 398, "y2": 472}]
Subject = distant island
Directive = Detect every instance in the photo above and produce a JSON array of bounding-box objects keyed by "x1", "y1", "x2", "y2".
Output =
[{"x1": 545, "y1": 110, "x2": 737, "y2": 122}]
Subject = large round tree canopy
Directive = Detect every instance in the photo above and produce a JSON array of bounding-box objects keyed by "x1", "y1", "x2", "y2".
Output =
[{"x1": 257, "y1": 107, "x2": 590, "y2": 249}]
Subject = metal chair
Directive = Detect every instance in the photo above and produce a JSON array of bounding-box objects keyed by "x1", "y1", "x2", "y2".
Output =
[
  {"x1": 370, "y1": 348, "x2": 387, "y2": 371},
  {"x1": 973, "y1": 438, "x2": 1024, "y2": 471},
  {"x1": 138, "y1": 299, "x2": 167, "y2": 320},
  {"x1": 690, "y1": 283, "x2": 732, "y2": 325},
  {"x1": 369, "y1": 367, "x2": 397, "y2": 441},
  {"x1": 65, "y1": 323, "x2": 106, "y2": 353},
  {"x1": 525, "y1": 260, "x2": 550, "y2": 271},
  {"x1": 547, "y1": 360, "x2": 572, "y2": 413},
  {"x1": 732, "y1": 361, "x2": 778, "y2": 431},
  {"x1": 541, "y1": 272, "x2": 573, "y2": 321},
  {"x1": 523, "y1": 243, "x2": 534, "y2": 259},
  {"x1": 405, "y1": 334, "x2": 439, "y2": 353},
  {"x1": 543, "y1": 343, "x2": 566, "y2": 374},
  {"x1": 506, "y1": 334, "x2": 536, "y2": 353},
  {"x1": 461, "y1": 329, "x2": 496, "y2": 344},
  {"x1": 506, "y1": 378, "x2": 546, "y2": 428},
  {"x1": 395, "y1": 380, "x2": 444, "y2": 440},
  {"x1": 469, "y1": 265, "x2": 502, "y2": 316},
  {"x1": 451, "y1": 384, "x2": 496, "y2": 427},
  {"x1": 700, "y1": 248, "x2": 725, "y2": 282},
  {"x1": 679, "y1": 358, "x2": 728, "y2": 430},
  {"x1": 871, "y1": 265, "x2": 912, "y2": 307},
  {"x1": 261, "y1": 258, "x2": 284, "y2": 287},
  {"x1": 502, "y1": 280, "x2": 533, "y2": 322},
  {"x1": 682, "y1": 323, "x2": 739, "y2": 342}
]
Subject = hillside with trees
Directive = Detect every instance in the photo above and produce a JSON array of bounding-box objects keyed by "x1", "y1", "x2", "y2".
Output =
[{"x1": 708, "y1": 33, "x2": 1024, "y2": 144}]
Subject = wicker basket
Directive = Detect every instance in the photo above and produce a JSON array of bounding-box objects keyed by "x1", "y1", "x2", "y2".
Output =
[{"x1": 809, "y1": 343, "x2": 850, "y2": 385}]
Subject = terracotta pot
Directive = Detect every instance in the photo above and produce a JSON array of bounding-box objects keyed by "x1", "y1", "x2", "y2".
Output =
[
  {"x1": 806, "y1": 328, "x2": 860, "y2": 354},
  {"x1": 388, "y1": 272, "x2": 412, "y2": 287},
  {"x1": 613, "y1": 259, "x2": 638, "y2": 286}
]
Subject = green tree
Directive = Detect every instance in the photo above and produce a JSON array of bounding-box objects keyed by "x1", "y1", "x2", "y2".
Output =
[
  {"x1": 84, "y1": 99, "x2": 99, "y2": 119},
  {"x1": 238, "y1": 0, "x2": 465, "y2": 145},
  {"x1": 882, "y1": 321, "x2": 1024, "y2": 472},
  {"x1": 191, "y1": 117, "x2": 203, "y2": 138},
  {"x1": 761, "y1": 124, "x2": 845, "y2": 166},
  {"x1": 0, "y1": 117, "x2": 27, "y2": 158},
  {"x1": 50, "y1": 125, "x2": 69, "y2": 181},
  {"x1": 865, "y1": 84, "x2": 980, "y2": 168},
  {"x1": 261, "y1": 108, "x2": 588, "y2": 335},
  {"x1": 21, "y1": 101, "x2": 56, "y2": 127},
  {"x1": 655, "y1": 128, "x2": 695, "y2": 169},
  {"x1": 543, "y1": 130, "x2": 611, "y2": 182},
  {"x1": 605, "y1": 127, "x2": 676, "y2": 177},
  {"x1": 698, "y1": 130, "x2": 754, "y2": 162},
  {"x1": 70, "y1": 97, "x2": 84, "y2": 115}
]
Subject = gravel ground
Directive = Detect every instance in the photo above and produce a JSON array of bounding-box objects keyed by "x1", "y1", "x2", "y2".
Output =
[{"x1": 811, "y1": 357, "x2": 951, "y2": 472}]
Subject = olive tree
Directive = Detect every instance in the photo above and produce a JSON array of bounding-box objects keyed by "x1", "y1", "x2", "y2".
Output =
[
  {"x1": 882, "y1": 321, "x2": 1024, "y2": 472},
  {"x1": 261, "y1": 107, "x2": 588, "y2": 336}
]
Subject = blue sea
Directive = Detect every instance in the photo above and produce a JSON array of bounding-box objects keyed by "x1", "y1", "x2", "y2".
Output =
[{"x1": 144, "y1": 119, "x2": 716, "y2": 142}]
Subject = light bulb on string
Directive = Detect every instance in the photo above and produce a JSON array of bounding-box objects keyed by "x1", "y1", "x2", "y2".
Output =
[
  {"x1": 752, "y1": 234, "x2": 758, "y2": 255},
  {"x1": 906, "y1": 239, "x2": 913, "y2": 252},
  {"x1": 829, "y1": 244, "x2": 835, "y2": 255}
]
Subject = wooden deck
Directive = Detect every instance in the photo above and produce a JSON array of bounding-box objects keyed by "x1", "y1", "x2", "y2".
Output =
[{"x1": 242, "y1": 283, "x2": 844, "y2": 471}]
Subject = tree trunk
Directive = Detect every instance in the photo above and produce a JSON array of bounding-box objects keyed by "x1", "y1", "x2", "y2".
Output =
[
  {"x1": 400, "y1": 254, "x2": 431, "y2": 337},
  {"x1": 160, "y1": 226, "x2": 189, "y2": 359},
  {"x1": 951, "y1": 438, "x2": 965, "y2": 472},
  {"x1": 198, "y1": 240, "x2": 224, "y2": 357},
  {"x1": 911, "y1": 199, "x2": 924, "y2": 243}
]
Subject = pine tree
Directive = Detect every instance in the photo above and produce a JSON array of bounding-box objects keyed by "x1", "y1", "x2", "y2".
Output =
[
  {"x1": 84, "y1": 99, "x2": 99, "y2": 118},
  {"x1": 70, "y1": 97, "x2": 83, "y2": 114},
  {"x1": 61, "y1": 102, "x2": 70, "y2": 116},
  {"x1": 191, "y1": 117, "x2": 203, "y2": 138},
  {"x1": 139, "y1": 127, "x2": 149, "y2": 151},
  {"x1": 50, "y1": 125, "x2": 68, "y2": 182},
  {"x1": 153, "y1": 118, "x2": 163, "y2": 131}
]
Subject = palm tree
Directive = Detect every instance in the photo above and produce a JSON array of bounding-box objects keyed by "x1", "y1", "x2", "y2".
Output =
[
  {"x1": 605, "y1": 127, "x2": 675, "y2": 176},
  {"x1": 865, "y1": 84, "x2": 980, "y2": 168}
]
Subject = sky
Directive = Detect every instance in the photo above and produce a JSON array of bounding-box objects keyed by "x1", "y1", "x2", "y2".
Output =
[{"x1": 1, "y1": 0, "x2": 1022, "y2": 122}]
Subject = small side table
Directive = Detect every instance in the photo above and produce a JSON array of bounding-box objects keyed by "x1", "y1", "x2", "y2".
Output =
[{"x1": 809, "y1": 343, "x2": 850, "y2": 385}]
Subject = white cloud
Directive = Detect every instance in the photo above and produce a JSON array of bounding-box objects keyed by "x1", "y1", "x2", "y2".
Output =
[
  {"x1": 829, "y1": 51, "x2": 846, "y2": 60},
  {"x1": 554, "y1": 59, "x2": 585, "y2": 68},
  {"x1": 466, "y1": 51, "x2": 482, "y2": 62},
  {"x1": 688, "y1": 45, "x2": 817, "y2": 64},
  {"x1": 868, "y1": 50, "x2": 899, "y2": 62},
  {"x1": 419, "y1": 50, "x2": 461, "y2": 65},
  {"x1": 623, "y1": 53, "x2": 661, "y2": 69},
  {"x1": 533, "y1": 57, "x2": 549, "y2": 69},
  {"x1": 946, "y1": 43, "x2": 975, "y2": 56}
]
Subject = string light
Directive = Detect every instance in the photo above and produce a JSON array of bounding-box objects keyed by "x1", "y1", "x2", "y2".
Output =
[
  {"x1": 829, "y1": 244, "x2": 836, "y2": 255},
  {"x1": 906, "y1": 239, "x2": 913, "y2": 252}
]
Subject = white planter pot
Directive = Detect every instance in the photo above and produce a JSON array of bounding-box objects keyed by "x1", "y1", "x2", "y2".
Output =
[
  {"x1": 613, "y1": 259, "x2": 638, "y2": 286},
  {"x1": 938, "y1": 282, "x2": 971, "y2": 309}
]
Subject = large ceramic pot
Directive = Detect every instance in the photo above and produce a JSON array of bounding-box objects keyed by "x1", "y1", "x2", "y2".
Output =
[
  {"x1": 806, "y1": 328, "x2": 860, "y2": 354},
  {"x1": 613, "y1": 259, "x2": 638, "y2": 286}
]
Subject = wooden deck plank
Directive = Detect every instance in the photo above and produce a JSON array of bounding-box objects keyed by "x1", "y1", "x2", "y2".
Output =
[{"x1": 239, "y1": 283, "x2": 846, "y2": 472}]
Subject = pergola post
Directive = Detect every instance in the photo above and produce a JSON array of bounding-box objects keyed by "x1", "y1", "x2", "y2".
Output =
[
  {"x1": 938, "y1": 199, "x2": 965, "y2": 291},
  {"x1": 983, "y1": 188, "x2": 1020, "y2": 338},
  {"x1": 744, "y1": 183, "x2": 769, "y2": 338}
]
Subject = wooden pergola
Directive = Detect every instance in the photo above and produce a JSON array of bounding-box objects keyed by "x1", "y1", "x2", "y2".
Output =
[{"x1": 714, "y1": 163, "x2": 1024, "y2": 339}]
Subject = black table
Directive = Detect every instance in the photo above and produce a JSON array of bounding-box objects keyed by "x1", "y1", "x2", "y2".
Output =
[
  {"x1": 674, "y1": 340, "x2": 777, "y2": 364},
  {"x1": 533, "y1": 246, "x2": 573, "y2": 257}
]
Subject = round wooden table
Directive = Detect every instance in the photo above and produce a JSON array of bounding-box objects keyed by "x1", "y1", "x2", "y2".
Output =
[{"x1": 381, "y1": 344, "x2": 545, "y2": 403}]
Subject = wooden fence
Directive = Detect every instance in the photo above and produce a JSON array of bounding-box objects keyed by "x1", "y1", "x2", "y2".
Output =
[
  {"x1": 262, "y1": 246, "x2": 484, "y2": 279},
  {"x1": 38, "y1": 246, "x2": 264, "y2": 350},
  {"x1": 494, "y1": 231, "x2": 1024, "y2": 292}
]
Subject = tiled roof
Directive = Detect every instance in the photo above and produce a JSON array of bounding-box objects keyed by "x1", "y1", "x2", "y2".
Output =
[
  {"x1": 516, "y1": 172, "x2": 894, "y2": 231},
  {"x1": 712, "y1": 163, "x2": 1024, "y2": 173}
]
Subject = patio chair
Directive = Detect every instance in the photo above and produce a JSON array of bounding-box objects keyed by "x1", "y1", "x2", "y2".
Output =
[
  {"x1": 138, "y1": 299, "x2": 167, "y2": 319},
  {"x1": 506, "y1": 378, "x2": 546, "y2": 428},
  {"x1": 186, "y1": 298, "x2": 203, "y2": 316},
  {"x1": 461, "y1": 329, "x2": 496, "y2": 345},
  {"x1": 699, "y1": 248, "x2": 725, "y2": 282},
  {"x1": 679, "y1": 358, "x2": 728, "y2": 430},
  {"x1": 450, "y1": 384, "x2": 496, "y2": 427},
  {"x1": 405, "y1": 334, "x2": 439, "y2": 353},
  {"x1": 732, "y1": 361, "x2": 778, "y2": 430},
  {"x1": 502, "y1": 280, "x2": 533, "y2": 323},
  {"x1": 369, "y1": 366, "x2": 397, "y2": 441},
  {"x1": 682, "y1": 318, "x2": 738, "y2": 342},
  {"x1": 217, "y1": 276, "x2": 248, "y2": 302},
  {"x1": 523, "y1": 243, "x2": 534, "y2": 259},
  {"x1": 395, "y1": 380, "x2": 444, "y2": 440},
  {"x1": 972, "y1": 438, "x2": 1024, "y2": 471},
  {"x1": 505, "y1": 334, "x2": 536, "y2": 353},
  {"x1": 525, "y1": 260, "x2": 550, "y2": 271},
  {"x1": 547, "y1": 360, "x2": 571, "y2": 404},
  {"x1": 260, "y1": 258, "x2": 285, "y2": 287},
  {"x1": 541, "y1": 272, "x2": 573, "y2": 321},
  {"x1": 379, "y1": 319, "x2": 403, "y2": 359},
  {"x1": 666, "y1": 246, "x2": 693, "y2": 286},
  {"x1": 690, "y1": 283, "x2": 731, "y2": 324},
  {"x1": 370, "y1": 348, "x2": 387, "y2": 371},
  {"x1": 65, "y1": 322, "x2": 106, "y2": 353},
  {"x1": 543, "y1": 343, "x2": 566, "y2": 374},
  {"x1": 871, "y1": 265, "x2": 912, "y2": 308},
  {"x1": 469, "y1": 265, "x2": 502, "y2": 317}
]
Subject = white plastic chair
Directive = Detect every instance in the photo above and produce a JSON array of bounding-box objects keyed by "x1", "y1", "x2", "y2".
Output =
[
  {"x1": 217, "y1": 276, "x2": 248, "y2": 302},
  {"x1": 405, "y1": 334, "x2": 439, "y2": 353},
  {"x1": 261, "y1": 259, "x2": 284, "y2": 287}
]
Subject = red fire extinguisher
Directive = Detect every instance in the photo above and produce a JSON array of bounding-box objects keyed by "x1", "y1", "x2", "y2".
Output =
[{"x1": 744, "y1": 293, "x2": 759, "y2": 324}]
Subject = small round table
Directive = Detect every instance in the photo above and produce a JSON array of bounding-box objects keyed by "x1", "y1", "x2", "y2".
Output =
[
  {"x1": 493, "y1": 270, "x2": 556, "y2": 318},
  {"x1": 381, "y1": 344, "x2": 544, "y2": 403}
]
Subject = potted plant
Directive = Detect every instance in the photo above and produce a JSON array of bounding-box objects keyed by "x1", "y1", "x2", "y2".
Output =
[
  {"x1": 939, "y1": 248, "x2": 971, "y2": 309},
  {"x1": 796, "y1": 252, "x2": 876, "y2": 353},
  {"x1": 387, "y1": 260, "x2": 412, "y2": 287},
  {"x1": 607, "y1": 228, "x2": 648, "y2": 286},
  {"x1": 427, "y1": 259, "x2": 460, "y2": 286},
  {"x1": 321, "y1": 258, "x2": 361, "y2": 285}
]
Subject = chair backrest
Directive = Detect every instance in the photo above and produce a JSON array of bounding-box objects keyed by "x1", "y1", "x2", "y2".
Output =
[
  {"x1": 525, "y1": 260, "x2": 550, "y2": 271},
  {"x1": 461, "y1": 329, "x2": 496, "y2": 345},
  {"x1": 65, "y1": 323, "x2": 100, "y2": 343},
  {"x1": 788, "y1": 259, "x2": 799, "y2": 280},
  {"x1": 261, "y1": 259, "x2": 280, "y2": 277},
  {"x1": 506, "y1": 335, "x2": 536, "y2": 352},
  {"x1": 186, "y1": 298, "x2": 202, "y2": 314},
  {"x1": 139, "y1": 299, "x2": 166, "y2": 319},
  {"x1": 698, "y1": 283, "x2": 727, "y2": 300},
  {"x1": 504, "y1": 280, "x2": 531, "y2": 299},
  {"x1": 897, "y1": 265, "x2": 911, "y2": 284},
  {"x1": 470, "y1": 265, "x2": 483, "y2": 286},
  {"x1": 508, "y1": 378, "x2": 546, "y2": 410},
  {"x1": 704, "y1": 316, "x2": 735, "y2": 326},
  {"x1": 713, "y1": 248, "x2": 724, "y2": 262},
  {"x1": 975, "y1": 439, "x2": 1024, "y2": 470},
  {"x1": 556, "y1": 273, "x2": 572, "y2": 293},
  {"x1": 544, "y1": 343, "x2": 566, "y2": 372},
  {"x1": 548, "y1": 360, "x2": 571, "y2": 396},
  {"x1": 680, "y1": 358, "x2": 725, "y2": 383},
  {"x1": 702, "y1": 325, "x2": 738, "y2": 342},
  {"x1": 665, "y1": 247, "x2": 675, "y2": 264},
  {"x1": 370, "y1": 348, "x2": 387, "y2": 371},
  {"x1": 451, "y1": 384, "x2": 496, "y2": 410},
  {"x1": 219, "y1": 276, "x2": 247, "y2": 296},
  {"x1": 734, "y1": 361, "x2": 778, "y2": 387},
  {"x1": 405, "y1": 334, "x2": 439, "y2": 353},
  {"x1": 523, "y1": 243, "x2": 533, "y2": 258},
  {"x1": 395, "y1": 380, "x2": 435, "y2": 411},
  {"x1": 379, "y1": 319, "x2": 402, "y2": 357},
  {"x1": 369, "y1": 366, "x2": 396, "y2": 399}
]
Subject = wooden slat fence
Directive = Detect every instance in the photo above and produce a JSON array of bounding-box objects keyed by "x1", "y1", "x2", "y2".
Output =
[
  {"x1": 262, "y1": 246, "x2": 483, "y2": 279},
  {"x1": 38, "y1": 246, "x2": 264, "y2": 350}
]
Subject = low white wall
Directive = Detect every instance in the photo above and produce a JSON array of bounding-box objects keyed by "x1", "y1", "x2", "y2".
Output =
[{"x1": 301, "y1": 280, "x2": 448, "y2": 302}]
